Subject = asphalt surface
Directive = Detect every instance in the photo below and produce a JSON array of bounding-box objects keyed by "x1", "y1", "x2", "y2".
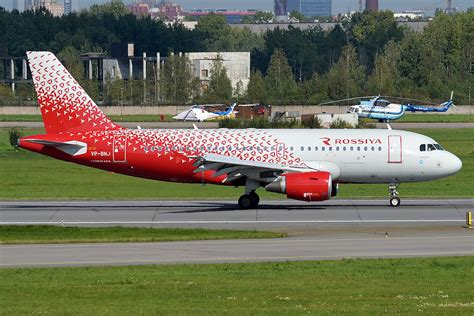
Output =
[
  {"x1": 1, "y1": 122, "x2": 473, "y2": 129},
  {"x1": 1, "y1": 199, "x2": 472, "y2": 228},
  {"x1": 1, "y1": 199, "x2": 473, "y2": 267},
  {"x1": 2, "y1": 235, "x2": 473, "y2": 268}
]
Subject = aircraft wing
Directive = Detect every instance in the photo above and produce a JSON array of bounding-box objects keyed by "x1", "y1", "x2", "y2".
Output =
[{"x1": 192, "y1": 153, "x2": 310, "y2": 183}]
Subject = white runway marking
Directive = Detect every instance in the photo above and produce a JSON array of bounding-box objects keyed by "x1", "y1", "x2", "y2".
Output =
[{"x1": 0, "y1": 219, "x2": 465, "y2": 225}]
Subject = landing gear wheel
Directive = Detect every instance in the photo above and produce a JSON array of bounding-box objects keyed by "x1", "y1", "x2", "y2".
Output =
[
  {"x1": 389, "y1": 197, "x2": 401, "y2": 207},
  {"x1": 238, "y1": 193, "x2": 259, "y2": 209},
  {"x1": 249, "y1": 191, "x2": 260, "y2": 206},
  {"x1": 388, "y1": 183, "x2": 401, "y2": 207},
  {"x1": 238, "y1": 195, "x2": 252, "y2": 209}
]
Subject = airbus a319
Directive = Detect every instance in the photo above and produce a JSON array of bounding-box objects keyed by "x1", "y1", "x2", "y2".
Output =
[{"x1": 18, "y1": 52, "x2": 462, "y2": 208}]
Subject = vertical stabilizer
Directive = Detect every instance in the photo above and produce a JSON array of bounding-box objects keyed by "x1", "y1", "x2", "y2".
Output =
[{"x1": 27, "y1": 51, "x2": 120, "y2": 134}]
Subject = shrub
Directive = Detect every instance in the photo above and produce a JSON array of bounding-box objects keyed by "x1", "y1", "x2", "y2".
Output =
[
  {"x1": 330, "y1": 119, "x2": 353, "y2": 129},
  {"x1": 9, "y1": 128, "x2": 22, "y2": 150}
]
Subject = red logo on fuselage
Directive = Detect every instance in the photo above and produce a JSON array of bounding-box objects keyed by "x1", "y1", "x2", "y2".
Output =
[
  {"x1": 321, "y1": 137, "x2": 382, "y2": 146},
  {"x1": 320, "y1": 137, "x2": 331, "y2": 146}
]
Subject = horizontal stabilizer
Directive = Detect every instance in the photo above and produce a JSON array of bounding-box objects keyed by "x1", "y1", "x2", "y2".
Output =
[{"x1": 26, "y1": 139, "x2": 87, "y2": 156}]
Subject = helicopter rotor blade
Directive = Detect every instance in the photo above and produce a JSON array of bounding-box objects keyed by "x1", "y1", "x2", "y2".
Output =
[{"x1": 318, "y1": 96, "x2": 377, "y2": 106}]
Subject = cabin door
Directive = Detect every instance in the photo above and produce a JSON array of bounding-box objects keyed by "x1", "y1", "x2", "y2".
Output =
[
  {"x1": 388, "y1": 135, "x2": 402, "y2": 163},
  {"x1": 113, "y1": 135, "x2": 127, "y2": 162}
]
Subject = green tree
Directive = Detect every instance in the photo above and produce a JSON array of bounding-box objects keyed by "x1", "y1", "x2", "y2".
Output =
[
  {"x1": 265, "y1": 48, "x2": 298, "y2": 103},
  {"x1": 203, "y1": 56, "x2": 233, "y2": 102},
  {"x1": 289, "y1": 11, "x2": 307, "y2": 22},
  {"x1": 254, "y1": 11, "x2": 274, "y2": 23},
  {"x1": 246, "y1": 70, "x2": 267, "y2": 103},
  {"x1": 367, "y1": 41, "x2": 400, "y2": 95},
  {"x1": 325, "y1": 45, "x2": 365, "y2": 100},
  {"x1": 196, "y1": 13, "x2": 232, "y2": 51},
  {"x1": 302, "y1": 73, "x2": 329, "y2": 104},
  {"x1": 160, "y1": 54, "x2": 195, "y2": 103},
  {"x1": 346, "y1": 10, "x2": 404, "y2": 70},
  {"x1": 89, "y1": 1, "x2": 129, "y2": 18}
]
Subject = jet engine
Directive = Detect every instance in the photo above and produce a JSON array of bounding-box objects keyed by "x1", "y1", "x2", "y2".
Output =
[{"x1": 265, "y1": 172, "x2": 333, "y2": 202}]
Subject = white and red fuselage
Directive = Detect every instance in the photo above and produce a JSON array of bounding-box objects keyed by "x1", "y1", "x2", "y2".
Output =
[{"x1": 18, "y1": 52, "x2": 462, "y2": 207}]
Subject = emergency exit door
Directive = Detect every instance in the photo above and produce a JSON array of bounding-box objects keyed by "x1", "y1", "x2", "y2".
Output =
[{"x1": 388, "y1": 135, "x2": 402, "y2": 163}]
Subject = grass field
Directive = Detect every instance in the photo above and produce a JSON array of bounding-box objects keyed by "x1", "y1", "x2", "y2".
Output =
[
  {"x1": 1, "y1": 113, "x2": 472, "y2": 123},
  {"x1": 0, "y1": 128, "x2": 472, "y2": 199},
  {"x1": 0, "y1": 114, "x2": 174, "y2": 122},
  {"x1": 0, "y1": 225, "x2": 285, "y2": 244},
  {"x1": 397, "y1": 114, "x2": 473, "y2": 123},
  {"x1": 0, "y1": 257, "x2": 473, "y2": 314}
]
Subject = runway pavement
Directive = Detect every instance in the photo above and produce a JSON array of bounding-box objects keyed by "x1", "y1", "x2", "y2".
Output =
[
  {"x1": 0, "y1": 199, "x2": 472, "y2": 228},
  {"x1": 1, "y1": 199, "x2": 473, "y2": 267}
]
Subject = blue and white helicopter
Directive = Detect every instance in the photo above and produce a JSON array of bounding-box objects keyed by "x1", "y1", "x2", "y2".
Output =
[
  {"x1": 344, "y1": 92, "x2": 454, "y2": 122},
  {"x1": 173, "y1": 103, "x2": 237, "y2": 122}
]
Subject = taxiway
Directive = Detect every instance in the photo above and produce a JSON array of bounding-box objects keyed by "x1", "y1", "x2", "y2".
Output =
[{"x1": 1, "y1": 199, "x2": 472, "y2": 267}]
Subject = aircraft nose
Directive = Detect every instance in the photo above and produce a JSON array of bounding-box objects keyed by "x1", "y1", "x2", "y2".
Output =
[{"x1": 446, "y1": 154, "x2": 462, "y2": 175}]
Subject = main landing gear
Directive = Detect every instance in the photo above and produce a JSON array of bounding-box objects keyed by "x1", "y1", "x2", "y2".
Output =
[
  {"x1": 238, "y1": 179, "x2": 260, "y2": 209},
  {"x1": 238, "y1": 191, "x2": 260, "y2": 209},
  {"x1": 389, "y1": 183, "x2": 400, "y2": 207}
]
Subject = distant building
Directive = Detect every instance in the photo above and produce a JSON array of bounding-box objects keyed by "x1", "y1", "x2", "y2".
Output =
[
  {"x1": 25, "y1": 0, "x2": 64, "y2": 16},
  {"x1": 186, "y1": 52, "x2": 250, "y2": 92},
  {"x1": 64, "y1": 0, "x2": 72, "y2": 15},
  {"x1": 274, "y1": 0, "x2": 288, "y2": 16},
  {"x1": 100, "y1": 50, "x2": 251, "y2": 94},
  {"x1": 24, "y1": 0, "x2": 32, "y2": 11},
  {"x1": 365, "y1": 0, "x2": 378, "y2": 12},
  {"x1": 150, "y1": 2, "x2": 183, "y2": 21},
  {"x1": 128, "y1": 1, "x2": 184, "y2": 21},
  {"x1": 394, "y1": 11, "x2": 424, "y2": 21},
  {"x1": 129, "y1": 3, "x2": 149, "y2": 16},
  {"x1": 287, "y1": 0, "x2": 332, "y2": 18},
  {"x1": 186, "y1": 9, "x2": 257, "y2": 24}
]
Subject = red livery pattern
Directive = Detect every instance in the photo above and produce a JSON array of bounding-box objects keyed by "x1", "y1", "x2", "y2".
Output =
[
  {"x1": 28, "y1": 51, "x2": 119, "y2": 133},
  {"x1": 21, "y1": 51, "x2": 303, "y2": 186}
]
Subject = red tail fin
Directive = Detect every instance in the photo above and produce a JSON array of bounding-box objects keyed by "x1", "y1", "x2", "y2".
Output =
[{"x1": 27, "y1": 51, "x2": 120, "y2": 134}]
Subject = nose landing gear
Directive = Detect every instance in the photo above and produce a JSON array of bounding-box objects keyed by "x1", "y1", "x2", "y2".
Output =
[{"x1": 389, "y1": 183, "x2": 400, "y2": 207}]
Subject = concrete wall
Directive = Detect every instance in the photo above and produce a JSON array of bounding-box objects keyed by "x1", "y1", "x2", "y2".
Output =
[{"x1": 1, "y1": 105, "x2": 473, "y2": 116}]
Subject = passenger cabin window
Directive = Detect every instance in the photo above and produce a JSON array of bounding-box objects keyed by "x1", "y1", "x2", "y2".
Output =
[{"x1": 420, "y1": 144, "x2": 426, "y2": 151}]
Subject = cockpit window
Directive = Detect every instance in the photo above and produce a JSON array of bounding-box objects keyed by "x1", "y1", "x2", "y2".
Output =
[
  {"x1": 375, "y1": 100, "x2": 390, "y2": 107},
  {"x1": 427, "y1": 144, "x2": 436, "y2": 151},
  {"x1": 434, "y1": 144, "x2": 444, "y2": 150},
  {"x1": 420, "y1": 144, "x2": 426, "y2": 151}
]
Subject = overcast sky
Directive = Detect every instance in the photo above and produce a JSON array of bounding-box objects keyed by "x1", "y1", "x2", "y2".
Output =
[{"x1": 2, "y1": 0, "x2": 472, "y2": 15}]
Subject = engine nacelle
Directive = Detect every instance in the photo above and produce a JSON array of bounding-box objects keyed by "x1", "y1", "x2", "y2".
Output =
[{"x1": 265, "y1": 171, "x2": 332, "y2": 202}]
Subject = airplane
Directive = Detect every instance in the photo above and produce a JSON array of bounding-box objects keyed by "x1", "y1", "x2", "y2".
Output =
[
  {"x1": 173, "y1": 103, "x2": 237, "y2": 121},
  {"x1": 18, "y1": 52, "x2": 462, "y2": 208},
  {"x1": 344, "y1": 94, "x2": 454, "y2": 122}
]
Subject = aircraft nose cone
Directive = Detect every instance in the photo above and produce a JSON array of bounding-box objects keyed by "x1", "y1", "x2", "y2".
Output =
[{"x1": 447, "y1": 154, "x2": 462, "y2": 175}]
